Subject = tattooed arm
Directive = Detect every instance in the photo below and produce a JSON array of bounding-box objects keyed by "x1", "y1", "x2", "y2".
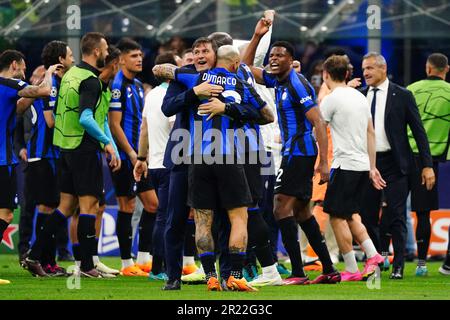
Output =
[
  {"x1": 194, "y1": 209, "x2": 215, "y2": 255},
  {"x1": 18, "y1": 64, "x2": 62, "y2": 98},
  {"x1": 152, "y1": 63, "x2": 178, "y2": 81}
]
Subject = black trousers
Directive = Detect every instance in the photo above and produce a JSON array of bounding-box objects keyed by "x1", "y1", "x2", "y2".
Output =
[{"x1": 360, "y1": 152, "x2": 409, "y2": 269}]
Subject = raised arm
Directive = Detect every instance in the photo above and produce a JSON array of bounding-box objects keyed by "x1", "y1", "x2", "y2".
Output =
[
  {"x1": 242, "y1": 12, "x2": 273, "y2": 84},
  {"x1": 18, "y1": 64, "x2": 62, "y2": 98},
  {"x1": 152, "y1": 63, "x2": 178, "y2": 80}
]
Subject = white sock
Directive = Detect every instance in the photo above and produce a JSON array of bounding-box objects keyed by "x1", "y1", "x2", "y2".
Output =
[
  {"x1": 136, "y1": 252, "x2": 150, "y2": 265},
  {"x1": 183, "y1": 256, "x2": 195, "y2": 266},
  {"x1": 361, "y1": 239, "x2": 378, "y2": 259},
  {"x1": 75, "y1": 261, "x2": 81, "y2": 267},
  {"x1": 262, "y1": 263, "x2": 278, "y2": 277},
  {"x1": 342, "y1": 251, "x2": 359, "y2": 273},
  {"x1": 121, "y1": 259, "x2": 134, "y2": 269},
  {"x1": 92, "y1": 255, "x2": 100, "y2": 266}
]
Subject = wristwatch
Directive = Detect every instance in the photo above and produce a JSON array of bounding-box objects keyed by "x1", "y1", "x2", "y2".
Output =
[{"x1": 137, "y1": 156, "x2": 147, "y2": 161}]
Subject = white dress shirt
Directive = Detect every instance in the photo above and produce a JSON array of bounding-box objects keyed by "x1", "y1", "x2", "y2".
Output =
[
  {"x1": 142, "y1": 83, "x2": 175, "y2": 169},
  {"x1": 367, "y1": 78, "x2": 391, "y2": 152}
]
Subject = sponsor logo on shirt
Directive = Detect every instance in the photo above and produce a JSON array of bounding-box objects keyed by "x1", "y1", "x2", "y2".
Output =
[{"x1": 300, "y1": 95, "x2": 312, "y2": 104}]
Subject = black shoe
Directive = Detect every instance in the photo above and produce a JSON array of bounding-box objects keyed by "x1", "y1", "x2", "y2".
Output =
[
  {"x1": 389, "y1": 267, "x2": 404, "y2": 280},
  {"x1": 19, "y1": 250, "x2": 30, "y2": 269},
  {"x1": 162, "y1": 279, "x2": 181, "y2": 290},
  {"x1": 58, "y1": 253, "x2": 75, "y2": 262},
  {"x1": 404, "y1": 252, "x2": 416, "y2": 262},
  {"x1": 23, "y1": 258, "x2": 49, "y2": 277}
]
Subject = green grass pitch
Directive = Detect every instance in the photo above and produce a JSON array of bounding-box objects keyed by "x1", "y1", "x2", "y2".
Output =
[{"x1": 1, "y1": 255, "x2": 449, "y2": 300}]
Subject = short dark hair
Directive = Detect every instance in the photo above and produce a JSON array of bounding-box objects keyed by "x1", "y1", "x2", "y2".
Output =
[
  {"x1": 105, "y1": 45, "x2": 121, "y2": 65},
  {"x1": 192, "y1": 37, "x2": 218, "y2": 53},
  {"x1": 271, "y1": 41, "x2": 295, "y2": 58},
  {"x1": 207, "y1": 32, "x2": 233, "y2": 48},
  {"x1": 181, "y1": 48, "x2": 192, "y2": 58},
  {"x1": 324, "y1": 47, "x2": 347, "y2": 59},
  {"x1": 323, "y1": 55, "x2": 350, "y2": 82},
  {"x1": 427, "y1": 53, "x2": 448, "y2": 71},
  {"x1": 81, "y1": 32, "x2": 106, "y2": 55},
  {"x1": 41, "y1": 40, "x2": 68, "y2": 69},
  {"x1": 116, "y1": 38, "x2": 142, "y2": 54},
  {"x1": 0, "y1": 50, "x2": 25, "y2": 71},
  {"x1": 155, "y1": 51, "x2": 177, "y2": 65}
]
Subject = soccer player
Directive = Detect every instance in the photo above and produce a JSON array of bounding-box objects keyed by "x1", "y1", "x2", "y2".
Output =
[
  {"x1": 243, "y1": 19, "x2": 340, "y2": 284},
  {"x1": 181, "y1": 49, "x2": 194, "y2": 66},
  {"x1": 0, "y1": 49, "x2": 59, "y2": 282},
  {"x1": 153, "y1": 43, "x2": 273, "y2": 291},
  {"x1": 16, "y1": 41, "x2": 75, "y2": 276},
  {"x1": 109, "y1": 38, "x2": 158, "y2": 276},
  {"x1": 24, "y1": 32, "x2": 120, "y2": 278},
  {"x1": 407, "y1": 53, "x2": 449, "y2": 276},
  {"x1": 320, "y1": 55, "x2": 385, "y2": 281}
]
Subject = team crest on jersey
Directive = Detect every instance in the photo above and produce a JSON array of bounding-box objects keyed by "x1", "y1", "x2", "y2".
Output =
[
  {"x1": 112, "y1": 89, "x2": 121, "y2": 100},
  {"x1": 282, "y1": 91, "x2": 288, "y2": 100}
]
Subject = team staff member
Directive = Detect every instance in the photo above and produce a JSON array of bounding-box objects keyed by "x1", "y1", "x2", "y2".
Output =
[
  {"x1": 109, "y1": 38, "x2": 158, "y2": 276},
  {"x1": 156, "y1": 38, "x2": 224, "y2": 290},
  {"x1": 24, "y1": 32, "x2": 120, "y2": 278},
  {"x1": 134, "y1": 52, "x2": 179, "y2": 281},
  {"x1": 154, "y1": 43, "x2": 273, "y2": 292},
  {"x1": 243, "y1": 22, "x2": 339, "y2": 285},
  {"x1": 0, "y1": 49, "x2": 59, "y2": 284},
  {"x1": 360, "y1": 52, "x2": 434, "y2": 279},
  {"x1": 407, "y1": 53, "x2": 449, "y2": 276}
]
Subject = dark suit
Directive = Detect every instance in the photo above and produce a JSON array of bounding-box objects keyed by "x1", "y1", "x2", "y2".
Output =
[{"x1": 360, "y1": 81, "x2": 432, "y2": 270}]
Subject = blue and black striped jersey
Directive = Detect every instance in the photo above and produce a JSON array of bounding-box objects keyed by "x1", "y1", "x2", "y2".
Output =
[
  {"x1": 263, "y1": 69, "x2": 318, "y2": 157},
  {"x1": 236, "y1": 63, "x2": 262, "y2": 154},
  {"x1": 48, "y1": 74, "x2": 60, "y2": 112},
  {"x1": 175, "y1": 67, "x2": 266, "y2": 156},
  {"x1": 109, "y1": 70, "x2": 145, "y2": 160},
  {"x1": 27, "y1": 98, "x2": 59, "y2": 159},
  {"x1": 0, "y1": 77, "x2": 28, "y2": 166}
]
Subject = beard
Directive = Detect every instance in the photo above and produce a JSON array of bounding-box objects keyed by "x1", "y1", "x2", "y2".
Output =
[{"x1": 96, "y1": 55, "x2": 106, "y2": 69}]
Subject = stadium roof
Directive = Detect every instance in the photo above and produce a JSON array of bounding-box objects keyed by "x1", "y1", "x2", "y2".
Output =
[{"x1": 1, "y1": 0, "x2": 449, "y2": 41}]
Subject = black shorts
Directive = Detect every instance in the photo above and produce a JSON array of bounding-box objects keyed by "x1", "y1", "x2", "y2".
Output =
[
  {"x1": 188, "y1": 163, "x2": 253, "y2": 210},
  {"x1": 25, "y1": 158, "x2": 59, "y2": 207},
  {"x1": 111, "y1": 158, "x2": 154, "y2": 197},
  {"x1": 0, "y1": 165, "x2": 18, "y2": 210},
  {"x1": 243, "y1": 162, "x2": 263, "y2": 206},
  {"x1": 323, "y1": 168, "x2": 369, "y2": 219},
  {"x1": 410, "y1": 156, "x2": 439, "y2": 212},
  {"x1": 274, "y1": 155, "x2": 316, "y2": 201},
  {"x1": 58, "y1": 151, "x2": 103, "y2": 200}
]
